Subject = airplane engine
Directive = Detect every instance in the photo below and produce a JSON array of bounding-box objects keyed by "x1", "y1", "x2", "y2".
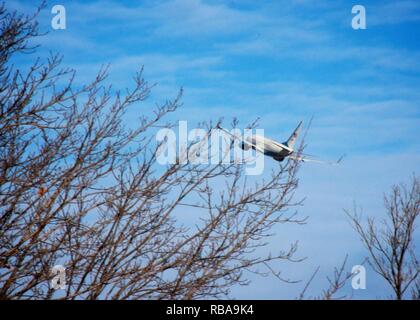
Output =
[{"x1": 273, "y1": 155, "x2": 285, "y2": 162}]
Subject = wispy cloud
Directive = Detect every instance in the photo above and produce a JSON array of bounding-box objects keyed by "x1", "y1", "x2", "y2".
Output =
[{"x1": 369, "y1": 0, "x2": 420, "y2": 26}]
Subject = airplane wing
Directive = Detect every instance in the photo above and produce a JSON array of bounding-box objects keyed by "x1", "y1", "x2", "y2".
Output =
[
  {"x1": 289, "y1": 154, "x2": 345, "y2": 165},
  {"x1": 215, "y1": 124, "x2": 257, "y2": 149}
]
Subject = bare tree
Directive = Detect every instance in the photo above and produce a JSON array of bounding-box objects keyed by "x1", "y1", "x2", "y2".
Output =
[
  {"x1": 0, "y1": 5, "x2": 305, "y2": 299},
  {"x1": 412, "y1": 278, "x2": 420, "y2": 300},
  {"x1": 298, "y1": 255, "x2": 356, "y2": 300},
  {"x1": 347, "y1": 176, "x2": 420, "y2": 300}
]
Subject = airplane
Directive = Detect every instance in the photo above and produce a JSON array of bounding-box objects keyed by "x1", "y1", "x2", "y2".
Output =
[{"x1": 216, "y1": 121, "x2": 344, "y2": 165}]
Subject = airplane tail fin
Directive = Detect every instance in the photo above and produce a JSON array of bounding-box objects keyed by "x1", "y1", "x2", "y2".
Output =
[{"x1": 285, "y1": 121, "x2": 303, "y2": 148}]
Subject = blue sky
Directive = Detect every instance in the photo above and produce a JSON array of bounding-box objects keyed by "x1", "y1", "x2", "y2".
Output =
[{"x1": 7, "y1": 0, "x2": 420, "y2": 299}]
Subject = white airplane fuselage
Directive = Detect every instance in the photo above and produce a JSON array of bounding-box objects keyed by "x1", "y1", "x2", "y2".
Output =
[{"x1": 242, "y1": 135, "x2": 293, "y2": 161}]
